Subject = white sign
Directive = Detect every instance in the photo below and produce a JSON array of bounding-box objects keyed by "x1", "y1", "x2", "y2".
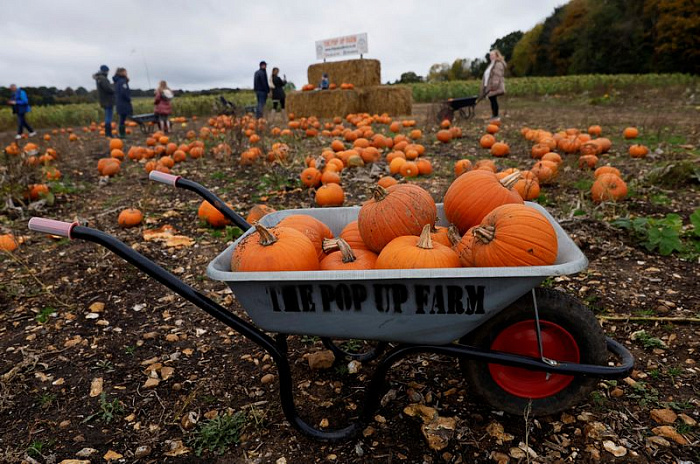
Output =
[{"x1": 316, "y1": 33, "x2": 368, "y2": 60}]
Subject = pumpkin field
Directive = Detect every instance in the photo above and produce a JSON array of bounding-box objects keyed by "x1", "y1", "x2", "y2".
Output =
[{"x1": 1, "y1": 80, "x2": 699, "y2": 463}]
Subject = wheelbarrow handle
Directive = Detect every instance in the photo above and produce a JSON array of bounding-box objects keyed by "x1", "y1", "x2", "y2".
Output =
[
  {"x1": 148, "y1": 172, "x2": 252, "y2": 231},
  {"x1": 28, "y1": 218, "x2": 78, "y2": 238}
]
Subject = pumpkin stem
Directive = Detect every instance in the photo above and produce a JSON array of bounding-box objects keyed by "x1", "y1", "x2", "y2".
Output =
[
  {"x1": 500, "y1": 171, "x2": 522, "y2": 189},
  {"x1": 371, "y1": 185, "x2": 388, "y2": 202},
  {"x1": 473, "y1": 225, "x2": 495, "y2": 244},
  {"x1": 321, "y1": 238, "x2": 357, "y2": 263},
  {"x1": 337, "y1": 239, "x2": 357, "y2": 263},
  {"x1": 255, "y1": 224, "x2": 278, "y2": 246},
  {"x1": 416, "y1": 224, "x2": 433, "y2": 249},
  {"x1": 447, "y1": 225, "x2": 462, "y2": 247},
  {"x1": 321, "y1": 237, "x2": 339, "y2": 254}
]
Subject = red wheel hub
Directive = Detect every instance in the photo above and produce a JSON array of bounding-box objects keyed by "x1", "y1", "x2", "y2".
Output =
[{"x1": 488, "y1": 320, "x2": 580, "y2": 399}]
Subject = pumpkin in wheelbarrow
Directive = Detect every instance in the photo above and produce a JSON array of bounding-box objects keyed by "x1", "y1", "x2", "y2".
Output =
[
  {"x1": 375, "y1": 224, "x2": 460, "y2": 269},
  {"x1": 231, "y1": 224, "x2": 319, "y2": 272}
]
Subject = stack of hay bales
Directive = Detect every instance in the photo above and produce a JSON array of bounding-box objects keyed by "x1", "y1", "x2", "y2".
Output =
[{"x1": 287, "y1": 59, "x2": 412, "y2": 118}]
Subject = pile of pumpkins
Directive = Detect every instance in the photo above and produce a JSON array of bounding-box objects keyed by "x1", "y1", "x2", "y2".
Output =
[{"x1": 231, "y1": 172, "x2": 558, "y2": 272}]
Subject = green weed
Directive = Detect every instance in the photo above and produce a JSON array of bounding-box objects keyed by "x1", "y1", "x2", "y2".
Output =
[
  {"x1": 189, "y1": 411, "x2": 246, "y2": 456},
  {"x1": 35, "y1": 307, "x2": 56, "y2": 324},
  {"x1": 82, "y1": 392, "x2": 123, "y2": 424}
]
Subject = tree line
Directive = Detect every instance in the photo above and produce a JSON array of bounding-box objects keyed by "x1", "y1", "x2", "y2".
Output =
[
  {"x1": 394, "y1": 0, "x2": 698, "y2": 84},
  {"x1": 0, "y1": 86, "x2": 248, "y2": 107}
]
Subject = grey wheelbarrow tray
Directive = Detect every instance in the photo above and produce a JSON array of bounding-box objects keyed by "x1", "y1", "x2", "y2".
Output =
[
  {"x1": 208, "y1": 202, "x2": 588, "y2": 345},
  {"x1": 27, "y1": 172, "x2": 634, "y2": 442}
]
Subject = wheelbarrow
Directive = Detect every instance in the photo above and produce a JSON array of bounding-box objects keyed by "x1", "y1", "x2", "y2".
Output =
[
  {"x1": 128, "y1": 113, "x2": 158, "y2": 134},
  {"x1": 27, "y1": 172, "x2": 634, "y2": 442},
  {"x1": 435, "y1": 96, "x2": 479, "y2": 124}
]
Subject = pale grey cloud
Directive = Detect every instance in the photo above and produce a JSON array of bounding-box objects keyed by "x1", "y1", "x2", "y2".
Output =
[{"x1": 0, "y1": 0, "x2": 565, "y2": 90}]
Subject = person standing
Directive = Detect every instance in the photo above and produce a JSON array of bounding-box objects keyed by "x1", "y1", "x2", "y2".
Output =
[
  {"x1": 7, "y1": 84, "x2": 36, "y2": 139},
  {"x1": 270, "y1": 67, "x2": 287, "y2": 115},
  {"x1": 113, "y1": 68, "x2": 133, "y2": 138},
  {"x1": 480, "y1": 49, "x2": 507, "y2": 122},
  {"x1": 93, "y1": 65, "x2": 115, "y2": 137},
  {"x1": 253, "y1": 61, "x2": 269, "y2": 119},
  {"x1": 154, "y1": 80, "x2": 174, "y2": 133}
]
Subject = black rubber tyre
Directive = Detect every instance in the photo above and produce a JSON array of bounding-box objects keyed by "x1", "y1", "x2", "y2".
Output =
[
  {"x1": 459, "y1": 288, "x2": 606, "y2": 416},
  {"x1": 437, "y1": 107, "x2": 453, "y2": 124}
]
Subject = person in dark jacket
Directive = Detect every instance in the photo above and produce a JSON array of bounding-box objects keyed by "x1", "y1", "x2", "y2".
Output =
[
  {"x1": 253, "y1": 61, "x2": 270, "y2": 119},
  {"x1": 113, "y1": 68, "x2": 133, "y2": 138},
  {"x1": 7, "y1": 84, "x2": 36, "y2": 139},
  {"x1": 93, "y1": 65, "x2": 115, "y2": 137},
  {"x1": 271, "y1": 67, "x2": 287, "y2": 113}
]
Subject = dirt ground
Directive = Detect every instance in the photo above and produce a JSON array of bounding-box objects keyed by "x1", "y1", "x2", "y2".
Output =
[{"x1": 1, "y1": 87, "x2": 699, "y2": 463}]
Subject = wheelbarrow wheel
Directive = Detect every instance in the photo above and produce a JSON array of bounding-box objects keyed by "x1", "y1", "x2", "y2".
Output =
[
  {"x1": 459, "y1": 288, "x2": 606, "y2": 416},
  {"x1": 436, "y1": 106, "x2": 453, "y2": 124}
]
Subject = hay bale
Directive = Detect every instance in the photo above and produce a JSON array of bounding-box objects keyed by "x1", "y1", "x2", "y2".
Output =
[
  {"x1": 359, "y1": 86, "x2": 412, "y2": 116},
  {"x1": 308, "y1": 59, "x2": 381, "y2": 88},
  {"x1": 287, "y1": 89, "x2": 360, "y2": 118}
]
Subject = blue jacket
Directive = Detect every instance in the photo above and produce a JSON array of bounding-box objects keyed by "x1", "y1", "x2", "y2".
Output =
[
  {"x1": 113, "y1": 75, "x2": 133, "y2": 115},
  {"x1": 254, "y1": 68, "x2": 269, "y2": 93},
  {"x1": 13, "y1": 88, "x2": 31, "y2": 114}
]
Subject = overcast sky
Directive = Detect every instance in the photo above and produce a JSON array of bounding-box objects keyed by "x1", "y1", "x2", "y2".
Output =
[{"x1": 0, "y1": 0, "x2": 565, "y2": 91}]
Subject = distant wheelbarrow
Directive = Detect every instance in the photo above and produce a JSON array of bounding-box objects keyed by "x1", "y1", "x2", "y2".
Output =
[
  {"x1": 435, "y1": 96, "x2": 479, "y2": 123},
  {"x1": 128, "y1": 113, "x2": 158, "y2": 134}
]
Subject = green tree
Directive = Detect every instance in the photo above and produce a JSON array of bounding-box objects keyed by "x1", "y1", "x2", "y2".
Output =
[
  {"x1": 448, "y1": 58, "x2": 472, "y2": 81},
  {"x1": 511, "y1": 24, "x2": 544, "y2": 76},
  {"x1": 396, "y1": 71, "x2": 423, "y2": 84},
  {"x1": 490, "y1": 31, "x2": 525, "y2": 63}
]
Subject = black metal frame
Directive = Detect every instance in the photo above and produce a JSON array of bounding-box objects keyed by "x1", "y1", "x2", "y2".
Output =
[
  {"x1": 66, "y1": 224, "x2": 634, "y2": 441},
  {"x1": 128, "y1": 113, "x2": 157, "y2": 134},
  {"x1": 437, "y1": 96, "x2": 478, "y2": 123}
]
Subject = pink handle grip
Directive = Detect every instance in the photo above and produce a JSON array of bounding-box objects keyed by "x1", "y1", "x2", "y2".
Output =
[
  {"x1": 149, "y1": 171, "x2": 180, "y2": 186},
  {"x1": 28, "y1": 218, "x2": 77, "y2": 238}
]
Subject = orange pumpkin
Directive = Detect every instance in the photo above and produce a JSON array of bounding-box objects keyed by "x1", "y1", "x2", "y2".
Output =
[
  {"x1": 320, "y1": 238, "x2": 377, "y2": 270},
  {"x1": 0, "y1": 234, "x2": 18, "y2": 252},
  {"x1": 198, "y1": 200, "x2": 230, "y2": 228},
  {"x1": 486, "y1": 124, "x2": 499, "y2": 134},
  {"x1": 109, "y1": 138, "x2": 123, "y2": 151},
  {"x1": 378, "y1": 176, "x2": 399, "y2": 189},
  {"x1": 246, "y1": 204, "x2": 276, "y2": 224},
  {"x1": 594, "y1": 166, "x2": 621, "y2": 178},
  {"x1": 629, "y1": 144, "x2": 649, "y2": 158},
  {"x1": 300, "y1": 167, "x2": 322, "y2": 188},
  {"x1": 513, "y1": 177, "x2": 541, "y2": 201},
  {"x1": 375, "y1": 224, "x2": 460, "y2": 269},
  {"x1": 337, "y1": 220, "x2": 368, "y2": 251},
  {"x1": 416, "y1": 159, "x2": 433, "y2": 175},
  {"x1": 588, "y1": 125, "x2": 602, "y2": 136},
  {"x1": 623, "y1": 127, "x2": 639, "y2": 139},
  {"x1": 436, "y1": 130, "x2": 452, "y2": 143},
  {"x1": 358, "y1": 184, "x2": 437, "y2": 253},
  {"x1": 315, "y1": 183, "x2": 345, "y2": 207},
  {"x1": 490, "y1": 142, "x2": 510, "y2": 157},
  {"x1": 231, "y1": 225, "x2": 319, "y2": 272},
  {"x1": 591, "y1": 174, "x2": 627, "y2": 203},
  {"x1": 578, "y1": 154, "x2": 599, "y2": 169},
  {"x1": 118, "y1": 208, "x2": 143, "y2": 228},
  {"x1": 28, "y1": 184, "x2": 50, "y2": 200},
  {"x1": 469, "y1": 204, "x2": 558, "y2": 267},
  {"x1": 444, "y1": 170, "x2": 523, "y2": 234},
  {"x1": 531, "y1": 143, "x2": 550, "y2": 159},
  {"x1": 278, "y1": 215, "x2": 333, "y2": 260},
  {"x1": 399, "y1": 161, "x2": 419, "y2": 178},
  {"x1": 454, "y1": 159, "x2": 472, "y2": 177},
  {"x1": 480, "y1": 134, "x2": 496, "y2": 149}
]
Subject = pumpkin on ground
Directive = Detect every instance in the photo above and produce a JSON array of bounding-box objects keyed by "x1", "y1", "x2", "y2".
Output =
[
  {"x1": 278, "y1": 215, "x2": 333, "y2": 260},
  {"x1": 0, "y1": 234, "x2": 18, "y2": 252},
  {"x1": 629, "y1": 144, "x2": 649, "y2": 158},
  {"x1": 444, "y1": 170, "x2": 523, "y2": 234},
  {"x1": 491, "y1": 142, "x2": 510, "y2": 157},
  {"x1": 315, "y1": 183, "x2": 345, "y2": 207},
  {"x1": 198, "y1": 200, "x2": 230, "y2": 228},
  {"x1": 468, "y1": 204, "x2": 558, "y2": 267},
  {"x1": 320, "y1": 238, "x2": 377, "y2": 270},
  {"x1": 231, "y1": 225, "x2": 319, "y2": 272},
  {"x1": 118, "y1": 208, "x2": 143, "y2": 228},
  {"x1": 623, "y1": 127, "x2": 639, "y2": 139},
  {"x1": 246, "y1": 204, "x2": 276, "y2": 224},
  {"x1": 454, "y1": 159, "x2": 472, "y2": 177},
  {"x1": 591, "y1": 174, "x2": 627, "y2": 203},
  {"x1": 375, "y1": 224, "x2": 460, "y2": 269},
  {"x1": 358, "y1": 184, "x2": 437, "y2": 253}
]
